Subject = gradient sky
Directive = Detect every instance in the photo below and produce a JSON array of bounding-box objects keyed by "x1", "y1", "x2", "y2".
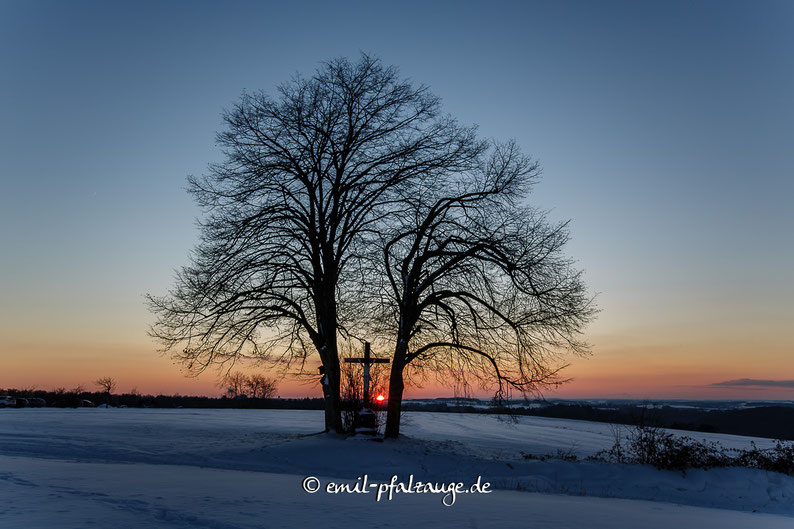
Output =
[{"x1": 1, "y1": 0, "x2": 792, "y2": 399}]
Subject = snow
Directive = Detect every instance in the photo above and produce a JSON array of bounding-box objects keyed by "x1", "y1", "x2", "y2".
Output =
[
  {"x1": 0, "y1": 408, "x2": 792, "y2": 528},
  {"x1": 401, "y1": 411, "x2": 781, "y2": 457}
]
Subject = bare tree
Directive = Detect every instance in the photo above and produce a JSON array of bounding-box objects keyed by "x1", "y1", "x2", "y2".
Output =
[
  {"x1": 223, "y1": 371, "x2": 248, "y2": 398},
  {"x1": 368, "y1": 142, "x2": 597, "y2": 438},
  {"x1": 94, "y1": 377, "x2": 116, "y2": 394},
  {"x1": 95, "y1": 377, "x2": 116, "y2": 406},
  {"x1": 148, "y1": 54, "x2": 481, "y2": 433},
  {"x1": 246, "y1": 374, "x2": 278, "y2": 398}
]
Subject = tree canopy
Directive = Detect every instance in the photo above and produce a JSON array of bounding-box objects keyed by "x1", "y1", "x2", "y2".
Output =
[
  {"x1": 148, "y1": 54, "x2": 482, "y2": 432},
  {"x1": 149, "y1": 54, "x2": 595, "y2": 436}
]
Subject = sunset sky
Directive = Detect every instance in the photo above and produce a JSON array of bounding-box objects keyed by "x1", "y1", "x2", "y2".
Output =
[{"x1": 1, "y1": 0, "x2": 792, "y2": 400}]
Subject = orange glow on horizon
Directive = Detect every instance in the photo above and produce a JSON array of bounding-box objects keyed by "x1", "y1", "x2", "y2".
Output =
[{"x1": 2, "y1": 337, "x2": 793, "y2": 401}]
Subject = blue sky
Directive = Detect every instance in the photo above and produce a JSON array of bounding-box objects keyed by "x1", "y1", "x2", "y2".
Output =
[{"x1": 1, "y1": 0, "x2": 792, "y2": 397}]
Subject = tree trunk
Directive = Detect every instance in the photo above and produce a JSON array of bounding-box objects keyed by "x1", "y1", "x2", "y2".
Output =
[
  {"x1": 316, "y1": 285, "x2": 344, "y2": 434},
  {"x1": 324, "y1": 360, "x2": 344, "y2": 433},
  {"x1": 384, "y1": 348, "x2": 407, "y2": 438}
]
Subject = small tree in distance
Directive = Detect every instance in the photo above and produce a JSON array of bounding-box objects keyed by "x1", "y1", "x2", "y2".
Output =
[
  {"x1": 223, "y1": 372, "x2": 278, "y2": 398},
  {"x1": 95, "y1": 377, "x2": 116, "y2": 394},
  {"x1": 245, "y1": 374, "x2": 278, "y2": 399},
  {"x1": 223, "y1": 372, "x2": 248, "y2": 398},
  {"x1": 95, "y1": 377, "x2": 116, "y2": 406}
]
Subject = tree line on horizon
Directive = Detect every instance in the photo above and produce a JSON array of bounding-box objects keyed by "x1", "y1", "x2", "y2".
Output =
[{"x1": 0, "y1": 382, "x2": 282, "y2": 408}]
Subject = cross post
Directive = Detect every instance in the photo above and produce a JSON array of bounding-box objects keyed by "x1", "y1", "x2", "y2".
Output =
[{"x1": 344, "y1": 342, "x2": 389, "y2": 406}]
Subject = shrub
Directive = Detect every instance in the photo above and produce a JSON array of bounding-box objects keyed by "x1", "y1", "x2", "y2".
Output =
[
  {"x1": 735, "y1": 441, "x2": 794, "y2": 475},
  {"x1": 567, "y1": 424, "x2": 794, "y2": 476}
]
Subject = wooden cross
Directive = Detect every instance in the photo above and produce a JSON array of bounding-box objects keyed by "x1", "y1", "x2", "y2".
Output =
[{"x1": 344, "y1": 342, "x2": 389, "y2": 405}]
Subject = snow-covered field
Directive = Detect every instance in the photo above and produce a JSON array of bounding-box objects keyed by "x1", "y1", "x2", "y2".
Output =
[{"x1": 1, "y1": 408, "x2": 792, "y2": 528}]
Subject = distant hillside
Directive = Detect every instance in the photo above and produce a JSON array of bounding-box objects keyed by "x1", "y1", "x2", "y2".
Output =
[{"x1": 401, "y1": 399, "x2": 794, "y2": 440}]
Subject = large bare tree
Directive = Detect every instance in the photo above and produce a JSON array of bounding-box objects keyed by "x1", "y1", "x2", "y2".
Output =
[
  {"x1": 148, "y1": 55, "x2": 481, "y2": 433},
  {"x1": 368, "y1": 141, "x2": 597, "y2": 438}
]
